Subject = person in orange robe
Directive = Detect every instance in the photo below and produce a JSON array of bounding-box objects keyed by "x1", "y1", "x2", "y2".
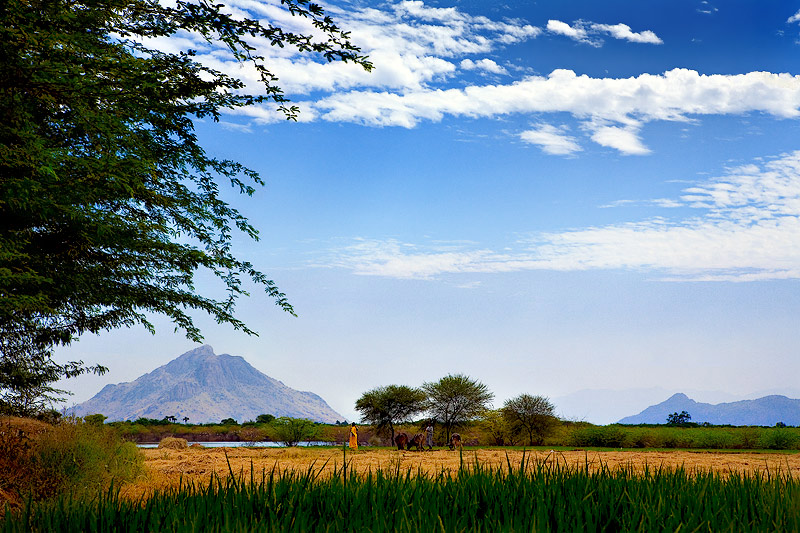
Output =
[{"x1": 349, "y1": 422, "x2": 358, "y2": 450}]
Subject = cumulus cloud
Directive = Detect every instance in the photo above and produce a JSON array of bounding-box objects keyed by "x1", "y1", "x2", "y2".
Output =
[
  {"x1": 547, "y1": 20, "x2": 592, "y2": 44},
  {"x1": 519, "y1": 124, "x2": 582, "y2": 155},
  {"x1": 144, "y1": 1, "x2": 799, "y2": 155},
  {"x1": 460, "y1": 58, "x2": 508, "y2": 75},
  {"x1": 326, "y1": 151, "x2": 800, "y2": 281},
  {"x1": 547, "y1": 19, "x2": 662, "y2": 46},
  {"x1": 591, "y1": 23, "x2": 663, "y2": 44},
  {"x1": 290, "y1": 69, "x2": 800, "y2": 153}
]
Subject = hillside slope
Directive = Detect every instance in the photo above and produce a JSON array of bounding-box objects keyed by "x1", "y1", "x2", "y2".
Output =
[
  {"x1": 618, "y1": 393, "x2": 800, "y2": 426},
  {"x1": 70, "y1": 345, "x2": 343, "y2": 423}
]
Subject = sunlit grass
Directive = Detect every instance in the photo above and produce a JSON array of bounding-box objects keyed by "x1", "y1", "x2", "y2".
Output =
[{"x1": 3, "y1": 450, "x2": 799, "y2": 532}]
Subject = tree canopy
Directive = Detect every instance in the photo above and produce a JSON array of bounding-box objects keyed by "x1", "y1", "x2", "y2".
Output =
[
  {"x1": 355, "y1": 385, "x2": 426, "y2": 444},
  {"x1": 501, "y1": 394, "x2": 557, "y2": 446},
  {"x1": 0, "y1": 0, "x2": 371, "y2": 414},
  {"x1": 422, "y1": 374, "x2": 493, "y2": 443}
]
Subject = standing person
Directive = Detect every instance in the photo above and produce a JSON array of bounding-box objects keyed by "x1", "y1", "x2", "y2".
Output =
[
  {"x1": 425, "y1": 422, "x2": 434, "y2": 451},
  {"x1": 349, "y1": 422, "x2": 358, "y2": 450}
]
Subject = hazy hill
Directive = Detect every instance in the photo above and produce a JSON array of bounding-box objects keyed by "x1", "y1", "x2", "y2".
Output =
[
  {"x1": 70, "y1": 345, "x2": 343, "y2": 423},
  {"x1": 618, "y1": 393, "x2": 800, "y2": 426}
]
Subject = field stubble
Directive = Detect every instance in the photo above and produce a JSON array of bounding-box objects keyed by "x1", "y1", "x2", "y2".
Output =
[{"x1": 123, "y1": 445, "x2": 800, "y2": 500}]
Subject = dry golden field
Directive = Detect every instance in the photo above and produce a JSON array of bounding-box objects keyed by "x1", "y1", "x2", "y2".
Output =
[{"x1": 121, "y1": 446, "x2": 800, "y2": 500}]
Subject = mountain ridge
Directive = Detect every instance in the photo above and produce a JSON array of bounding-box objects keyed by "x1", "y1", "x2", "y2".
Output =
[
  {"x1": 618, "y1": 393, "x2": 800, "y2": 426},
  {"x1": 70, "y1": 345, "x2": 343, "y2": 423}
]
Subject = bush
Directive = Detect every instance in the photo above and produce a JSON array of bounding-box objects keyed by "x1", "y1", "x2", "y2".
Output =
[
  {"x1": 759, "y1": 428, "x2": 799, "y2": 450},
  {"x1": 272, "y1": 418, "x2": 319, "y2": 447},
  {"x1": 568, "y1": 425, "x2": 627, "y2": 448},
  {"x1": 0, "y1": 416, "x2": 142, "y2": 505}
]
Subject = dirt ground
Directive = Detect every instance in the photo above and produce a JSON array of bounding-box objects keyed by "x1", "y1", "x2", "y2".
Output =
[{"x1": 121, "y1": 446, "x2": 800, "y2": 500}]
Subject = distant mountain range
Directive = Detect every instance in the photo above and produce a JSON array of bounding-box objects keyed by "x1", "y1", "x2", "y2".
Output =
[
  {"x1": 618, "y1": 393, "x2": 800, "y2": 426},
  {"x1": 70, "y1": 345, "x2": 343, "y2": 423}
]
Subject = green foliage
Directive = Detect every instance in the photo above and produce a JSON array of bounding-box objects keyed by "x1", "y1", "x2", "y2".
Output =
[
  {"x1": 501, "y1": 394, "x2": 558, "y2": 446},
  {"x1": 4, "y1": 458, "x2": 800, "y2": 531},
  {"x1": 220, "y1": 418, "x2": 238, "y2": 426},
  {"x1": 256, "y1": 414, "x2": 275, "y2": 424},
  {"x1": 759, "y1": 427, "x2": 798, "y2": 450},
  {"x1": 0, "y1": 338, "x2": 107, "y2": 417},
  {"x1": 355, "y1": 385, "x2": 426, "y2": 443},
  {"x1": 568, "y1": 425, "x2": 628, "y2": 448},
  {"x1": 667, "y1": 411, "x2": 693, "y2": 426},
  {"x1": 272, "y1": 417, "x2": 319, "y2": 447},
  {"x1": 478, "y1": 409, "x2": 516, "y2": 446},
  {"x1": 82, "y1": 414, "x2": 107, "y2": 427},
  {"x1": 0, "y1": 417, "x2": 142, "y2": 502},
  {"x1": 422, "y1": 374, "x2": 494, "y2": 443},
  {"x1": 0, "y1": 0, "x2": 371, "y2": 415}
]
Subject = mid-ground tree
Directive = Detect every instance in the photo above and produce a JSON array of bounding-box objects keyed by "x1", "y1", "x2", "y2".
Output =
[
  {"x1": 272, "y1": 417, "x2": 319, "y2": 447},
  {"x1": 355, "y1": 385, "x2": 426, "y2": 444},
  {"x1": 0, "y1": 0, "x2": 371, "y2": 415},
  {"x1": 478, "y1": 409, "x2": 516, "y2": 446},
  {"x1": 501, "y1": 394, "x2": 558, "y2": 446},
  {"x1": 422, "y1": 374, "x2": 494, "y2": 443},
  {"x1": 256, "y1": 414, "x2": 275, "y2": 424}
]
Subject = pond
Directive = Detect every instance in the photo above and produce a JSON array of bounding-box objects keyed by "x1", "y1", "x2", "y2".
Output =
[{"x1": 136, "y1": 441, "x2": 338, "y2": 448}]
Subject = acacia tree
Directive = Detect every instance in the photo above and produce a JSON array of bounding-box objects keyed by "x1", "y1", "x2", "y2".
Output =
[
  {"x1": 0, "y1": 0, "x2": 371, "y2": 414},
  {"x1": 355, "y1": 385, "x2": 426, "y2": 445},
  {"x1": 423, "y1": 374, "x2": 494, "y2": 443},
  {"x1": 501, "y1": 394, "x2": 557, "y2": 446},
  {"x1": 272, "y1": 417, "x2": 319, "y2": 447}
]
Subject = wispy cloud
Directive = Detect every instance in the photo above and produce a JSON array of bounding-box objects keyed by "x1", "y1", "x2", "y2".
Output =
[
  {"x1": 789, "y1": 10, "x2": 800, "y2": 24},
  {"x1": 591, "y1": 23, "x2": 663, "y2": 44},
  {"x1": 547, "y1": 19, "x2": 662, "y2": 46},
  {"x1": 547, "y1": 20, "x2": 594, "y2": 45},
  {"x1": 146, "y1": 1, "x2": 800, "y2": 155},
  {"x1": 697, "y1": 1, "x2": 719, "y2": 15},
  {"x1": 519, "y1": 123, "x2": 582, "y2": 155},
  {"x1": 589, "y1": 124, "x2": 650, "y2": 155},
  {"x1": 277, "y1": 69, "x2": 800, "y2": 155},
  {"x1": 324, "y1": 151, "x2": 800, "y2": 282},
  {"x1": 460, "y1": 58, "x2": 507, "y2": 75}
]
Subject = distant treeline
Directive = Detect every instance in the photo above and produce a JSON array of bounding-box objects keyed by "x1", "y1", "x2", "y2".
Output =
[{"x1": 105, "y1": 417, "x2": 800, "y2": 450}]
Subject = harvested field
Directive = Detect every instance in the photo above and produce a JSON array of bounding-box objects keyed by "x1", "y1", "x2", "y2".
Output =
[{"x1": 121, "y1": 446, "x2": 800, "y2": 500}]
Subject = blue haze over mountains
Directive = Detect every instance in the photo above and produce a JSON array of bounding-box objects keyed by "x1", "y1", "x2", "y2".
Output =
[
  {"x1": 618, "y1": 393, "x2": 800, "y2": 426},
  {"x1": 70, "y1": 346, "x2": 343, "y2": 423},
  {"x1": 554, "y1": 388, "x2": 800, "y2": 425}
]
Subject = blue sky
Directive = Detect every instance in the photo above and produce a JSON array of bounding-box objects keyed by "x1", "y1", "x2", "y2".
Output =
[{"x1": 57, "y1": 0, "x2": 800, "y2": 424}]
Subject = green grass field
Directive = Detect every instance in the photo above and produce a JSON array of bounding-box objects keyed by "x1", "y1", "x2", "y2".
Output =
[{"x1": 3, "y1": 453, "x2": 799, "y2": 532}]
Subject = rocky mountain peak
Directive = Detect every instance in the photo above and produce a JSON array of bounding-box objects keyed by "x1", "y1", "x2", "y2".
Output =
[{"x1": 70, "y1": 346, "x2": 343, "y2": 423}]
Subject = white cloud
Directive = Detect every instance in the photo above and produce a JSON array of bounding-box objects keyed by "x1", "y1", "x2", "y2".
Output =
[
  {"x1": 590, "y1": 125, "x2": 650, "y2": 155},
  {"x1": 789, "y1": 10, "x2": 800, "y2": 24},
  {"x1": 460, "y1": 58, "x2": 507, "y2": 75},
  {"x1": 546, "y1": 19, "x2": 592, "y2": 43},
  {"x1": 590, "y1": 23, "x2": 663, "y2": 45},
  {"x1": 144, "y1": 1, "x2": 800, "y2": 155},
  {"x1": 294, "y1": 69, "x2": 800, "y2": 154},
  {"x1": 547, "y1": 19, "x2": 662, "y2": 46},
  {"x1": 326, "y1": 151, "x2": 800, "y2": 281},
  {"x1": 519, "y1": 124, "x2": 582, "y2": 155}
]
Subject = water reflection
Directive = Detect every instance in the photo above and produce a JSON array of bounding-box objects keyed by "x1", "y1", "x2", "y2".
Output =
[{"x1": 136, "y1": 441, "x2": 337, "y2": 448}]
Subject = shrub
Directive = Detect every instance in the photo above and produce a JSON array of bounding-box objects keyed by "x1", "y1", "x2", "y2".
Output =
[
  {"x1": 0, "y1": 416, "x2": 142, "y2": 505},
  {"x1": 272, "y1": 418, "x2": 319, "y2": 447},
  {"x1": 568, "y1": 425, "x2": 626, "y2": 448},
  {"x1": 759, "y1": 428, "x2": 799, "y2": 450},
  {"x1": 695, "y1": 430, "x2": 736, "y2": 450}
]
